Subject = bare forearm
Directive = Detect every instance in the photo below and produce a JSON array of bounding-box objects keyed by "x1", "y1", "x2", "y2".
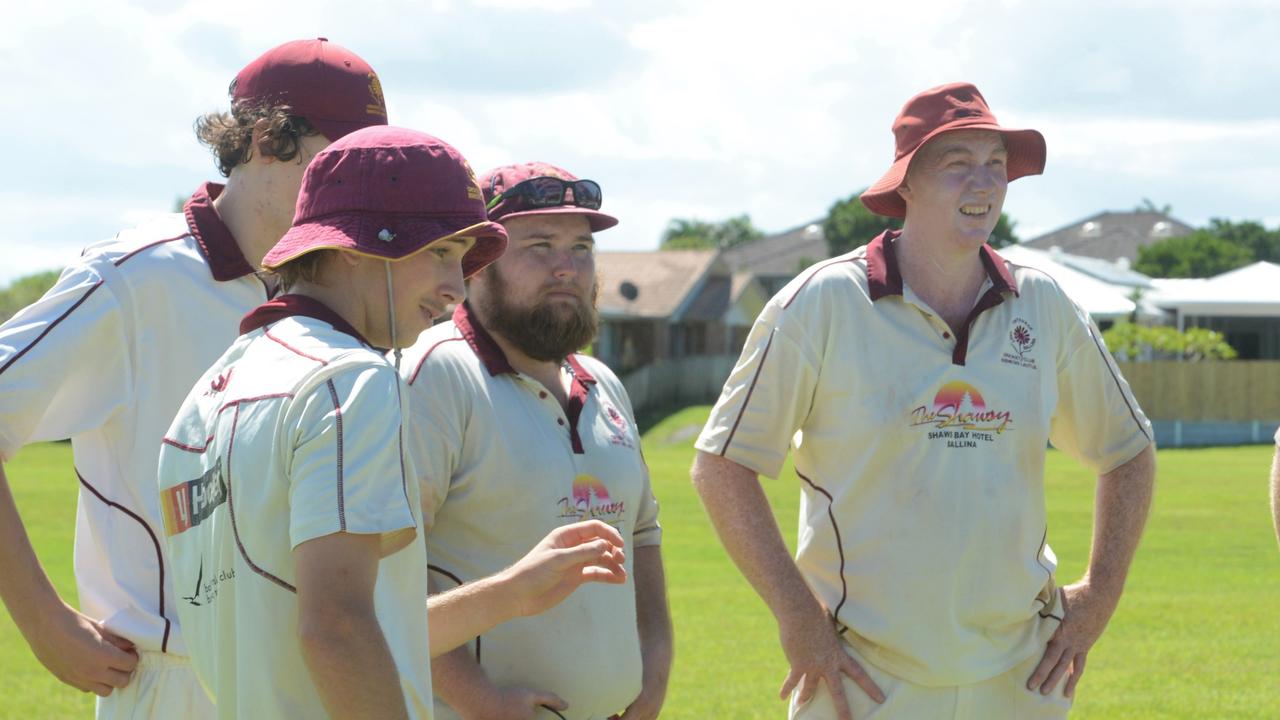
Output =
[
  {"x1": 633, "y1": 546, "x2": 673, "y2": 694},
  {"x1": 0, "y1": 463, "x2": 61, "y2": 631},
  {"x1": 691, "y1": 452, "x2": 823, "y2": 623},
  {"x1": 300, "y1": 609, "x2": 408, "y2": 720},
  {"x1": 429, "y1": 644, "x2": 497, "y2": 714},
  {"x1": 426, "y1": 573, "x2": 517, "y2": 657},
  {"x1": 1084, "y1": 444, "x2": 1156, "y2": 604},
  {"x1": 1270, "y1": 445, "x2": 1280, "y2": 547}
]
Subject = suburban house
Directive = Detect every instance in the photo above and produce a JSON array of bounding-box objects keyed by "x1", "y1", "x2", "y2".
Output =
[
  {"x1": 594, "y1": 250, "x2": 768, "y2": 373},
  {"x1": 1021, "y1": 210, "x2": 1194, "y2": 263}
]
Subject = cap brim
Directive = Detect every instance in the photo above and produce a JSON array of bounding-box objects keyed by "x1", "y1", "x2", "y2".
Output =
[
  {"x1": 263, "y1": 213, "x2": 508, "y2": 279},
  {"x1": 860, "y1": 124, "x2": 1046, "y2": 218},
  {"x1": 495, "y1": 206, "x2": 619, "y2": 232}
]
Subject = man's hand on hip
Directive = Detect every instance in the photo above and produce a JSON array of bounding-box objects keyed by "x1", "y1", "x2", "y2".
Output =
[
  {"x1": 778, "y1": 603, "x2": 884, "y2": 720},
  {"x1": 27, "y1": 601, "x2": 138, "y2": 696},
  {"x1": 1027, "y1": 581, "x2": 1115, "y2": 698}
]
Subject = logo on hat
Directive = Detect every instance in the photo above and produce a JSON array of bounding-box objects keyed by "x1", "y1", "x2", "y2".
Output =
[
  {"x1": 462, "y1": 158, "x2": 481, "y2": 200},
  {"x1": 366, "y1": 73, "x2": 387, "y2": 118}
]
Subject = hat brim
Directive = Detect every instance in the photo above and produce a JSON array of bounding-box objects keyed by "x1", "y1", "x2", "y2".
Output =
[
  {"x1": 263, "y1": 213, "x2": 508, "y2": 278},
  {"x1": 860, "y1": 124, "x2": 1046, "y2": 218},
  {"x1": 495, "y1": 206, "x2": 619, "y2": 232}
]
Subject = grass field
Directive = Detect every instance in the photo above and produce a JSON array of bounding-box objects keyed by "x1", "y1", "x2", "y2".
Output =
[{"x1": 3, "y1": 409, "x2": 1279, "y2": 718}]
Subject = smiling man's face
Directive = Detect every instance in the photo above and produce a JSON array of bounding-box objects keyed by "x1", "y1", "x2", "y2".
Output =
[{"x1": 898, "y1": 129, "x2": 1009, "y2": 250}]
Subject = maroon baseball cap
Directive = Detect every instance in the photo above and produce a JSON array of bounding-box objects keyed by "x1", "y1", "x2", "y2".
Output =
[
  {"x1": 232, "y1": 37, "x2": 388, "y2": 143},
  {"x1": 860, "y1": 82, "x2": 1046, "y2": 218},
  {"x1": 481, "y1": 161, "x2": 619, "y2": 232},
  {"x1": 262, "y1": 126, "x2": 507, "y2": 278}
]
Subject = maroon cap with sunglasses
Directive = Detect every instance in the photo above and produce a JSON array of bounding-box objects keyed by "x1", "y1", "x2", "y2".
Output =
[
  {"x1": 481, "y1": 161, "x2": 619, "y2": 232},
  {"x1": 262, "y1": 126, "x2": 507, "y2": 278},
  {"x1": 232, "y1": 37, "x2": 388, "y2": 143}
]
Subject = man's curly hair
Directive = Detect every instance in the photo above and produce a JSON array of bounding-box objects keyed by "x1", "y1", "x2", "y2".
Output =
[{"x1": 195, "y1": 102, "x2": 320, "y2": 177}]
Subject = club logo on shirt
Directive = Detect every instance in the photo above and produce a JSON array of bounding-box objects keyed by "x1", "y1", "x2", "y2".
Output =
[
  {"x1": 557, "y1": 473, "x2": 626, "y2": 529},
  {"x1": 204, "y1": 368, "x2": 233, "y2": 396},
  {"x1": 1001, "y1": 318, "x2": 1038, "y2": 370},
  {"x1": 161, "y1": 458, "x2": 228, "y2": 536},
  {"x1": 909, "y1": 381, "x2": 1013, "y2": 448},
  {"x1": 603, "y1": 402, "x2": 635, "y2": 449}
]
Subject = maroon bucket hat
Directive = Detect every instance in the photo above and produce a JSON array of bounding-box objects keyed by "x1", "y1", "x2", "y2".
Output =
[
  {"x1": 860, "y1": 82, "x2": 1046, "y2": 218},
  {"x1": 232, "y1": 37, "x2": 388, "y2": 143},
  {"x1": 481, "y1": 161, "x2": 619, "y2": 232},
  {"x1": 262, "y1": 126, "x2": 507, "y2": 278}
]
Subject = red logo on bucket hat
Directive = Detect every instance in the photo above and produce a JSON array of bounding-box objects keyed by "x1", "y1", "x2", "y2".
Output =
[{"x1": 860, "y1": 83, "x2": 1046, "y2": 218}]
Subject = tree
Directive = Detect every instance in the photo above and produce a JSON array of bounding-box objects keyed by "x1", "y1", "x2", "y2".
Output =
[
  {"x1": 1135, "y1": 198, "x2": 1173, "y2": 215},
  {"x1": 0, "y1": 270, "x2": 60, "y2": 324},
  {"x1": 823, "y1": 189, "x2": 1020, "y2": 255},
  {"x1": 660, "y1": 214, "x2": 763, "y2": 250},
  {"x1": 822, "y1": 191, "x2": 902, "y2": 256},
  {"x1": 1102, "y1": 321, "x2": 1237, "y2": 362},
  {"x1": 1134, "y1": 229, "x2": 1255, "y2": 278}
]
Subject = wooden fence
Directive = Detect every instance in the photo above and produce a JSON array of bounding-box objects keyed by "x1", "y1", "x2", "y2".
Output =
[
  {"x1": 1116, "y1": 361, "x2": 1280, "y2": 422},
  {"x1": 620, "y1": 354, "x2": 738, "y2": 413}
]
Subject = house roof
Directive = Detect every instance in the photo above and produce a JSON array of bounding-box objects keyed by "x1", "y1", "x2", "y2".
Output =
[
  {"x1": 1148, "y1": 261, "x2": 1280, "y2": 317},
  {"x1": 720, "y1": 220, "x2": 828, "y2": 276},
  {"x1": 998, "y1": 245, "x2": 1144, "y2": 319},
  {"x1": 596, "y1": 250, "x2": 719, "y2": 319},
  {"x1": 1022, "y1": 210, "x2": 1194, "y2": 262}
]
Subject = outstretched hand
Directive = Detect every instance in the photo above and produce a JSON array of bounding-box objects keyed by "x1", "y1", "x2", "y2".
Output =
[{"x1": 501, "y1": 520, "x2": 627, "y2": 618}]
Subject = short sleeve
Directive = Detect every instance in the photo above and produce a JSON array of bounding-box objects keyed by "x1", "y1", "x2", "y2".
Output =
[
  {"x1": 401, "y1": 358, "x2": 468, "y2": 529},
  {"x1": 286, "y1": 363, "x2": 417, "y2": 553},
  {"x1": 695, "y1": 301, "x2": 821, "y2": 479},
  {"x1": 1048, "y1": 304, "x2": 1154, "y2": 474},
  {"x1": 0, "y1": 260, "x2": 132, "y2": 460},
  {"x1": 612, "y1": 384, "x2": 661, "y2": 548}
]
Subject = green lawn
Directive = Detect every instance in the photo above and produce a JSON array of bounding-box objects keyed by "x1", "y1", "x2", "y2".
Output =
[{"x1": 3, "y1": 413, "x2": 1279, "y2": 718}]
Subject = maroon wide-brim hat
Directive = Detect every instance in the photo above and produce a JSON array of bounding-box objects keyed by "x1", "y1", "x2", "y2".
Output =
[
  {"x1": 481, "y1": 161, "x2": 619, "y2": 232},
  {"x1": 262, "y1": 126, "x2": 507, "y2": 278},
  {"x1": 860, "y1": 82, "x2": 1046, "y2": 218}
]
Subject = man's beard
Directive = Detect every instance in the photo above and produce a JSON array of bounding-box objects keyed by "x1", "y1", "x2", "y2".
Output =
[{"x1": 474, "y1": 267, "x2": 600, "y2": 362}]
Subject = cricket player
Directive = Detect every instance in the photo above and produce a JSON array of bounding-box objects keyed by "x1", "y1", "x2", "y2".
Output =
[
  {"x1": 158, "y1": 127, "x2": 629, "y2": 720},
  {"x1": 691, "y1": 83, "x2": 1157, "y2": 719},
  {"x1": 399, "y1": 162, "x2": 672, "y2": 720},
  {"x1": 0, "y1": 38, "x2": 387, "y2": 718},
  {"x1": 1271, "y1": 428, "x2": 1280, "y2": 547}
]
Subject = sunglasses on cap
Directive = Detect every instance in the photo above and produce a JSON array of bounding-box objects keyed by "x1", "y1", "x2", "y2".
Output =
[{"x1": 487, "y1": 176, "x2": 603, "y2": 212}]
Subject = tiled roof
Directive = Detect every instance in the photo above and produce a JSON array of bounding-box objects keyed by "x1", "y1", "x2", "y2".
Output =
[
  {"x1": 1022, "y1": 211, "x2": 1194, "y2": 262},
  {"x1": 596, "y1": 250, "x2": 718, "y2": 319}
]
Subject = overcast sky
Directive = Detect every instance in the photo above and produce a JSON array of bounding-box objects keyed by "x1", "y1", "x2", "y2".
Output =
[{"x1": 2, "y1": 0, "x2": 1277, "y2": 285}]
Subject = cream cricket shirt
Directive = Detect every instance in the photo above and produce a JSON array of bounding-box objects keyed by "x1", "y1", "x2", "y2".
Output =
[
  {"x1": 0, "y1": 183, "x2": 268, "y2": 655},
  {"x1": 696, "y1": 230, "x2": 1152, "y2": 687},
  {"x1": 400, "y1": 303, "x2": 661, "y2": 720},
  {"x1": 158, "y1": 296, "x2": 432, "y2": 719}
]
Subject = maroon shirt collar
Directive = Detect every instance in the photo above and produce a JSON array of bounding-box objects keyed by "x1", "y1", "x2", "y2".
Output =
[
  {"x1": 239, "y1": 294, "x2": 372, "y2": 347},
  {"x1": 184, "y1": 182, "x2": 257, "y2": 282},
  {"x1": 453, "y1": 302, "x2": 597, "y2": 387},
  {"x1": 865, "y1": 229, "x2": 1019, "y2": 301}
]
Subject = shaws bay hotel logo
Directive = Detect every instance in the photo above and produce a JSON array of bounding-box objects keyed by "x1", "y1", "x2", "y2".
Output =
[
  {"x1": 910, "y1": 381, "x2": 1013, "y2": 448},
  {"x1": 558, "y1": 474, "x2": 626, "y2": 528}
]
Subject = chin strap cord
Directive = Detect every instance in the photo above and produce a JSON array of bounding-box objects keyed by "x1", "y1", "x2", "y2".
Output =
[{"x1": 385, "y1": 260, "x2": 401, "y2": 370}]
